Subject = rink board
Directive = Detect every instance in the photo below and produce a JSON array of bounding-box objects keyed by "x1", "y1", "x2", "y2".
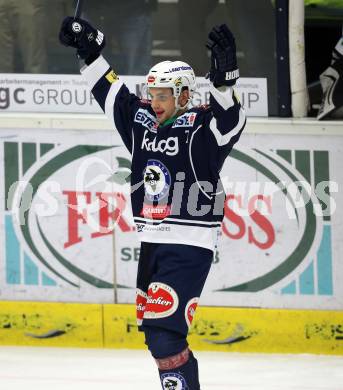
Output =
[
  {"x1": 0, "y1": 301, "x2": 103, "y2": 348},
  {"x1": 1, "y1": 117, "x2": 343, "y2": 311},
  {"x1": 0, "y1": 301, "x2": 342, "y2": 355}
]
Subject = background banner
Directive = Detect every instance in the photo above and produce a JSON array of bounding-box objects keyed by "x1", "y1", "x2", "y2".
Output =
[
  {"x1": 0, "y1": 74, "x2": 268, "y2": 117},
  {"x1": 1, "y1": 125, "x2": 342, "y2": 309}
]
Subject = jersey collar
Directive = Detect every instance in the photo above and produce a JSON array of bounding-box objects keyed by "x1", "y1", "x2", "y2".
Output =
[{"x1": 159, "y1": 116, "x2": 177, "y2": 128}]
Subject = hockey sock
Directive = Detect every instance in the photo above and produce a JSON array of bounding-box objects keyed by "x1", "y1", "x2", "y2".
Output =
[{"x1": 156, "y1": 348, "x2": 200, "y2": 390}]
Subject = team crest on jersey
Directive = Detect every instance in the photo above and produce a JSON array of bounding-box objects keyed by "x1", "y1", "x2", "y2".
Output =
[
  {"x1": 185, "y1": 297, "x2": 199, "y2": 328},
  {"x1": 144, "y1": 282, "x2": 179, "y2": 320},
  {"x1": 134, "y1": 108, "x2": 158, "y2": 133},
  {"x1": 161, "y1": 373, "x2": 187, "y2": 390},
  {"x1": 143, "y1": 159, "x2": 171, "y2": 202},
  {"x1": 172, "y1": 112, "x2": 197, "y2": 128}
]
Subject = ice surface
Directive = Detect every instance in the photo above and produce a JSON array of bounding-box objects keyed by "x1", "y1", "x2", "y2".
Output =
[{"x1": 0, "y1": 346, "x2": 342, "y2": 390}]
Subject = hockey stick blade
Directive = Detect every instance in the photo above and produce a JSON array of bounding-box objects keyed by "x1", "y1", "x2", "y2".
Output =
[{"x1": 74, "y1": 0, "x2": 84, "y2": 18}]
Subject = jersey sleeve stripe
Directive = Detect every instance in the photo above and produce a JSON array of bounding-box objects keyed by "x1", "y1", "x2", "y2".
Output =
[
  {"x1": 209, "y1": 107, "x2": 245, "y2": 146},
  {"x1": 209, "y1": 117, "x2": 222, "y2": 145},
  {"x1": 80, "y1": 55, "x2": 111, "y2": 90},
  {"x1": 209, "y1": 84, "x2": 235, "y2": 110},
  {"x1": 219, "y1": 108, "x2": 246, "y2": 146}
]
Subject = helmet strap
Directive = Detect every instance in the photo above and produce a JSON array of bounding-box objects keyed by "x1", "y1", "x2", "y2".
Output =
[{"x1": 173, "y1": 94, "x2": 190, "y2": 117}]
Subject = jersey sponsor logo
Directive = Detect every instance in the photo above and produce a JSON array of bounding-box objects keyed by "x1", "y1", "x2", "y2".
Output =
[
  {"x1": 134, "y1": 108, "x2": 158, "y2": 133},
  {"x1": 141, "y1": 130, "x2": 179, "y2": 156},
  {"x1": 143, "y1": 159, "x2": 171, "y2": 202},
  {"x1": 172, "y1": 112, "x2": 197, "y2": 128},
  {"x1": 136, "y1": 289, "x2": 147, "y2": 326},
  {"x1": 105, "y1": 70, "x2": 119, "y2": 84},
  {"x1": 140, "y1": 203, "x2": 171, "y2": 219},
  {"x1": 135, "y1": 223, "x2": 171, "y2": 233},
  {"x1": 185, "y1": 297, "x2": 199, "y2": 328},
  {"x1": 161, "y1": 373, "x2": 187, "y2": 390},
  {"x1": 136, "y1": 223, "x2": 145, "y2": 233},
  {"x1": 144, "y1": 282, "x2": 179, "y2": 319}
]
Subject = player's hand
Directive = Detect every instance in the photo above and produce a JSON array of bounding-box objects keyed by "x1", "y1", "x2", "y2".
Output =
[
  {"x1": 59, "y1": 16, "x2": 106, "y2": 64},
  {"x1": 206, "y1": 24, "x2": 239, "y2": 87}
]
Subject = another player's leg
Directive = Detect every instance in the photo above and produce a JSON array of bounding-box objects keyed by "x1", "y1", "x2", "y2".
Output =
[{"x1": 317, "y1": 27, "x2": 343, "y2": 120}]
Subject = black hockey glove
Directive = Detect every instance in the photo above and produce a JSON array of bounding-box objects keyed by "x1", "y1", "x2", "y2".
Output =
[
  {"x1": 59, "y1": 16, "x2": 106, "y2": 65},
  {"x1": 206, "y1": 24, "x2": 239, "y2": 87}
]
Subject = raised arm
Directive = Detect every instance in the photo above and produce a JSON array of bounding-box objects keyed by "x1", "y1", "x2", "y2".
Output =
[
  {"x1": 59, "y1": 16, "x2": 140, "y2": 153},
  {"x1": 206, "y1": 24, "x2": 246, "y2": 165}
]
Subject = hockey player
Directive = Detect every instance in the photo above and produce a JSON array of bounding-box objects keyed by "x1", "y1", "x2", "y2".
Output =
[{"x1": 59, "y1": 16, "x2": 246, "y2": 389}]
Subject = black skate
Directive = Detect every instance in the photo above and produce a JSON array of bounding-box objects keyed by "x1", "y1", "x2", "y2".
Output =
[{"x1": 317, "y1": 56, "x2": 343, "y2": 120}]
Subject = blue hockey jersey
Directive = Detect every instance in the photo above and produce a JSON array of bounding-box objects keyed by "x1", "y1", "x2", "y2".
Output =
[{"x1": 81, "y1": 56, "x2": 246, "y2": 251}]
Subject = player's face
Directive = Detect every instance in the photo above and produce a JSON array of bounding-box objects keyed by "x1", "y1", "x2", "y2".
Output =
[{"x1": 149, "y1": 88, "x2": 176, "y2": 124}]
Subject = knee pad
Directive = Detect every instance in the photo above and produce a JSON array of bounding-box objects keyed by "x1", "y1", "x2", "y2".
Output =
[{"x1": 144, "y1": 326, "x2": 188, "y2": 359}]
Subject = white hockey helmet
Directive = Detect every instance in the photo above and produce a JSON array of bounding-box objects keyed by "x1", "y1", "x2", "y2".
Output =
[{"x1": 146, "y1": 60, "x2": 196, "y2": 109}]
